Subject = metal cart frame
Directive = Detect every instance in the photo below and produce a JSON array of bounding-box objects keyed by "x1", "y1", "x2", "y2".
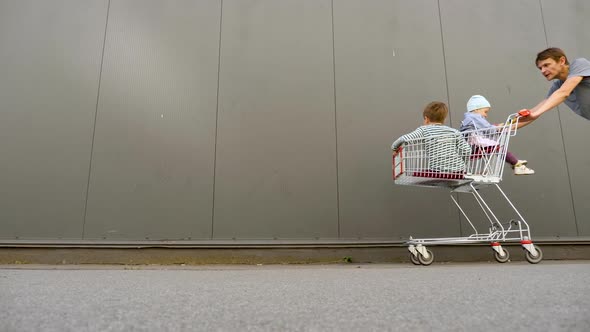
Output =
[{"x1": 392, "y1": 110, "x2": 542, "y2": 265}]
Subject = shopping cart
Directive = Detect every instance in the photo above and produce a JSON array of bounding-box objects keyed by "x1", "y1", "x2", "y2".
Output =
[{"x1": 392, "y1": 110, "x2": 542, "y2": 265}]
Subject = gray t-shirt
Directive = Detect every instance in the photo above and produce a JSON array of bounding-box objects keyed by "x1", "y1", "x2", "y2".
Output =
[{"x1": 547, "y1": 58, "x2": 590, "y2": 120}]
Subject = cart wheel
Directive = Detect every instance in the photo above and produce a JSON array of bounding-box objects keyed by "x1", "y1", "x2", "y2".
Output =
[
  {"x1": 524, "y1": 245, "x2": 543, "y2": 264},
  {"x1": 417, "y1": 249, "x2": 434, "y2": 266},
  {"x1": 409, "y1": 253, "x2": 421, "y2": 265},
  {"x1": 493, "y1": 248, "x2": 510, "y2": 263}
]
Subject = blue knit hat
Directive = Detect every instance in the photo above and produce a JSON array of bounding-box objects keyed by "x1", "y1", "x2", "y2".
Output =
[{"x1": 466, "y1": 95, "x2": 491, "y2": 112}]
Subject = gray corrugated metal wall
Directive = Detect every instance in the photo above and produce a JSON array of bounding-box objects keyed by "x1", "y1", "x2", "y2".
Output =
[{"x1": 0, "y1": 0, "x2": 588, "y2": 242}]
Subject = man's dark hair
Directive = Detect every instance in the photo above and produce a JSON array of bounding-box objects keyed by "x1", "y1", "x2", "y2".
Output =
[{"x1": 536, "y1": 47, "x2": 569, "y2": 66}]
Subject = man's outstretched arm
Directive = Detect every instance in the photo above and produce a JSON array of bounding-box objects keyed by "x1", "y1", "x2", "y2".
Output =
[
  {"x1": 518, "y1": 75, "x2": 583, "y2": 128},
  {"x1": 517, "y1": 99, "x2": 547, "y2": 128}
]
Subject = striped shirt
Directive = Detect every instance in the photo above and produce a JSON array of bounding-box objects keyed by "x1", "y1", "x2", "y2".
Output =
[{"x1": 391, "y1": 124, "x2": 471, "y2": 172}]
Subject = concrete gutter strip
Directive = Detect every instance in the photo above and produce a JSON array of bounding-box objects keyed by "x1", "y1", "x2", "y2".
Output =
[
  {"x1": 0, "y1": 237, "x2": 589, "y2": 248},
  {"x1": 0, "y1": 243, "x2": 589, "y2": 265}
]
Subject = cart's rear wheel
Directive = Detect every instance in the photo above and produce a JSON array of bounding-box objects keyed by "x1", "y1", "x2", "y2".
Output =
[
  {"x1": 417, "y1": 249, "x2": 434, "y2": 266},
  {"x1": 493, "y1": 247, "x2": 510, "y2": 263},
  {"x1": 409, "y1": 253, "x2": 421, "y2": 265},
  {"x1": 525, "y1": 245, "x2": 543, "y2": 264}
]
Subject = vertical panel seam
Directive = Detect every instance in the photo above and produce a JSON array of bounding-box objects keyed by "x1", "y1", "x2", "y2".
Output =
[
  {"x1": 331, "y1": 0, "x2": 341, "y2": 238},
  {"x1": 438, "y1": 0, "x2": 463, "y2": 236},
  {"x1": 82, "y1": 0, "x2": 111, "y2": 239},
  {"x1": 437, "y1": 0, "x2": 452, "y2": 124},
  {"x1": 539, "y1": 0, "x2": 579, "y2": 235},
  {"x1": 211, "y1": 0, "x2": 224, "y2": 239}
]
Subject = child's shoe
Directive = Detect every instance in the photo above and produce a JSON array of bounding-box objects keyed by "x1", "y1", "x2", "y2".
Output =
[
  {"x1": 517, "y1": 160, "x2": 528, "y2": 165},
  {"x1": 513, "y1": 162, "x2": 535, "y2": 175}
]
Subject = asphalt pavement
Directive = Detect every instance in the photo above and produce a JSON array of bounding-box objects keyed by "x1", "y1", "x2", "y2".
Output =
[{"x1": 1, "y1": 261, "x2": 589, "y2": 331}]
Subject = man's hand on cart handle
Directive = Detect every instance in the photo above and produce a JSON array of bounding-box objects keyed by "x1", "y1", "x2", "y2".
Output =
[{"x1": 518, "y1": 109, "x2": 531, "y2": 117}]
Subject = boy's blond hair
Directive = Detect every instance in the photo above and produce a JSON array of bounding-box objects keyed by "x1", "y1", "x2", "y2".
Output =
[{"x1": 423, "y1": 101, "x2": 448, "y2": 123}]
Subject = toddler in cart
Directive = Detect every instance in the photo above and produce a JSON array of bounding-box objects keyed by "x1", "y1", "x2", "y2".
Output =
[
  {"x1": 391, "y1": 101, "x2": 471, "y2": 178},
  {"x1": 460, "y1": 95, "x2": 535, "y2": 175}
]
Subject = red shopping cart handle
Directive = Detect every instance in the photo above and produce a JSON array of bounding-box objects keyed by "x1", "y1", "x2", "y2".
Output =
[{"x1": 518, "y1": 109, "x2": 531, "y2": 117}]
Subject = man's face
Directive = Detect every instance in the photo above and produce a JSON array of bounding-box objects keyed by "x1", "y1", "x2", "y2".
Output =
[{"x1": 536, "y1": 57, "x2": 566, "y2": 81}]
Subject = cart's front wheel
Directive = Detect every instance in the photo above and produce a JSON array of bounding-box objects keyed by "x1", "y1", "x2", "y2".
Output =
[
  {"x1": 409, "y1": 253, "x2": 421, "y2": 265},
  {"x1": 417, "y1": 249, "x2": 434, "y2": 266},
  {"x1": 525, "y1": 245, "x2": 543, "y2": 264},
  {"x1": 493, "y1": 248, "x2": 510, "y2": 263}
]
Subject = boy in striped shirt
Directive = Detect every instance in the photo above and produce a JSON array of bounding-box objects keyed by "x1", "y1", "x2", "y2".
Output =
[{"x1": 392, "y1": 101, "x2": 471, "y2": 175}]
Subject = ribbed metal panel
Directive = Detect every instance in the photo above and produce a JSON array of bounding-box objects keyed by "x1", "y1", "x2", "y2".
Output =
[
  {"x1": 213, "y1": 0, "x2": 338, "y2": 239},
  {"x1": 440, "y1": 0, "x2": 577, "y2": 237},
  {"x1": 541, "y1": 0, "x2": 590, "y2": 236},
  {"x1": 84, "y1": 0, "x2": 221, "y2": 240},
  {"x1": 334, "y1": 0, "x2": 457, "y2": 240},
  {"x1": 0, "y1": 0, "x2": 108, "y2": 239}
]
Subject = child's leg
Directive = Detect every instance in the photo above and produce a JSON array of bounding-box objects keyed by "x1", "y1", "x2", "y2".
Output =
[
  {"x1": 505, "y1": 151, "x2": 518, "y2": 166},
  {"x1": 507, "y1": 151, "x2": 535, "y2": 175}
]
